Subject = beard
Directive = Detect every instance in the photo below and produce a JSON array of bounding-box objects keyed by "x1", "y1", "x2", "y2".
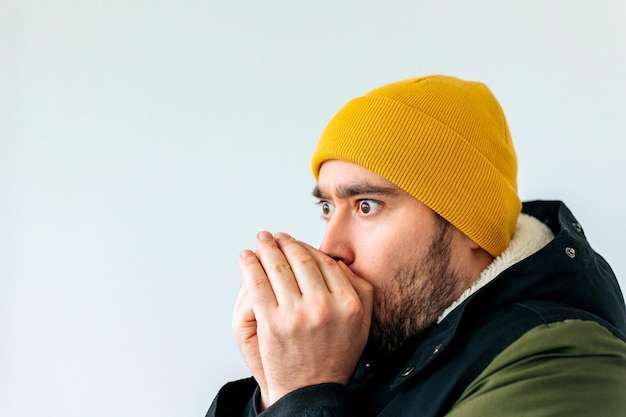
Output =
[{"x1": 366, "y1": 217, "x2": 470, "y2": 357}]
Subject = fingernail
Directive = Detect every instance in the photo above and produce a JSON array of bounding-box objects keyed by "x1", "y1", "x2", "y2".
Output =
[
  {"x1": 274, "y1": 232, "x2": 293, "y2": 240},
  {"x1": 258, "y1": 231, "x2": 273, "y2": 240},
  {"x1": 240, "y1": 249, "x2": 255, "y2": 258}
]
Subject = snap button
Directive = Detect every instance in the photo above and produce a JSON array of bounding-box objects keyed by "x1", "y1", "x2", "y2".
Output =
[
  {"x1": 401, "y1": 366, "x2": 416, "y2": 377},
  {"x1": 433, "y1": 343, "x2": 444, "y2": 355},
  {"x1": 572, "y1": 222, "x2": 582, "y2": 232},
  {"x1": 565, "y1": 247, "x2": 576, "y2": 258}
]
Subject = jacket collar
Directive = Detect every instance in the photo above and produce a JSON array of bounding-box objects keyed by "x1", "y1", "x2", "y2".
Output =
[{"x1": 438, "y1": 213, "x2": 554, "y2": 323}]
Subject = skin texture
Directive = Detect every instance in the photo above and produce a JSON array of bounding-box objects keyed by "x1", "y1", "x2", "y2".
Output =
[{"x1": 233, "y1": 160, "x2": 492, "y2": 410}]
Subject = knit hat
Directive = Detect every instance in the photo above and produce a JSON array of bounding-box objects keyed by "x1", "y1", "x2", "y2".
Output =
[{"x1": 311, "y1": 75, "x2": 521, "y2": 257}]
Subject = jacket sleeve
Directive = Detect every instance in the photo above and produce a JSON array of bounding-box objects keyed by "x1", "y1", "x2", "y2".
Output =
[
  {"x1": 206, "y1": 378, "x2": 258, "y2": 417},
  {"x1": 444, "y1": 319, "x2": 626, "y2": 417},
  {"x1": 207, "y1": 378, "x2": 355, "y2": 417}
]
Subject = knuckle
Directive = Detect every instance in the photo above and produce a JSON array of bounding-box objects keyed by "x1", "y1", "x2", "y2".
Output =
[
  {"x1": 232, "y1": 322, "x2": 245, "y2": 339},
  {"x1": 285, "y1": 300, "x2": 332, "y2": 329},
  {"x1": 308, "y1": 300, "x2": 331, "y2": 324},
  {"x1": 293, "y1": 252, "x2": 317, "y2": 268},
  {"x1": 279, "y1": 241, "x2": 315, "y2": 263},
  {"x1": 269, "y1": 261, "x2": 292, "y2": 275},
  {"x1": 247, "y1": 275, "x2": 267, "y2": 291},
  {"x1": 287, "y1": 307, "x2": 307, "y2": 328},
  {"x1": 341, "y1": 297, "x2": 363, "y2": 319}
]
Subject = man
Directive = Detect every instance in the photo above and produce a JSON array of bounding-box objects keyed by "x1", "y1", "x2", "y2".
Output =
[{"x1": 207, "y1": 75, "x2": 626, "y2": 416}]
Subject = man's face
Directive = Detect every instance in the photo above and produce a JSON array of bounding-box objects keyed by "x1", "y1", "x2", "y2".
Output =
[{"x1": 315, "y1": 160, "x2": 473, "y2": 355}]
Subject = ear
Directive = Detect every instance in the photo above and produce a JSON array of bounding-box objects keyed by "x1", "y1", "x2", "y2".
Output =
[
  {"x1": 468, "y1": 239, "x2": 482, "y2": 250},
  {"x1": 461, "y1": 232, "x2": 493, "y2": 262},
  {"x1": 455, "y1": 228, "x2": 483, "y2": 251}
]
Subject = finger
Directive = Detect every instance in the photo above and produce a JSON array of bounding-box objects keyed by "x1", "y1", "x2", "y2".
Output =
[
  {"x1": 239, "y1": 248, "x2": 280, "y2": 317},
  {"x1": 232, "y1": 284, "x2": 258, "y2": 337},
  {"x1": 296, "y1": 240, "x2": 357, "y2": 294},
  {"x1": 274, "y1": 233, "x2": 330, "y2": 296},
  {"x1": 338, "y1": 262, "x2": 374, "y2": 327},
  {"x1": 233, "y1": 285, "x2": 255, "y2": 325},
  {"x1": 254, "y1": 231, "x2": 302, "y2": 304},
  {"x1": 298, "y1": 241, "x2": 373, "y2": 328}
]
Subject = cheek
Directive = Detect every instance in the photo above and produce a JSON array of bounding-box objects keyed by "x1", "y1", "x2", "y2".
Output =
[
  {"x1": 351, "y1": 230, "x2": 412, "y2": 288},
  {"x1": 351, "y1": 217, "x2": 433, "y2": 286}
]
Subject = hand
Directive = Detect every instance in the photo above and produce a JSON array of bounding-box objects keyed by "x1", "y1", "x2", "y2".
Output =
[
  {"x1": 232, "y1": 284, "x2": 268, "y2": 397},
  {"x1": 236, "y1": 231, "x2": 373, "y2": 409}
]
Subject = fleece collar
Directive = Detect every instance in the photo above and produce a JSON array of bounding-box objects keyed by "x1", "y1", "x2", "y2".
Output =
[{"x1": 437, "y1": 213, "x2": 555, "y2": 323}]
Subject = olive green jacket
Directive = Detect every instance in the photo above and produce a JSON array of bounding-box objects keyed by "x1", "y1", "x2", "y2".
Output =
[{"x1": 448, "y1": 319, "x2": 626, "y2": 416}]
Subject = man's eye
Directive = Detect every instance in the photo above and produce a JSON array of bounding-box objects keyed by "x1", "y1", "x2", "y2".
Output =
[
  {"x1": 357, "y1": 200, "x2": 380, "y2": 216},
  {"x1": 319, "y1": 201, "x2": 335, "y2": 219}
]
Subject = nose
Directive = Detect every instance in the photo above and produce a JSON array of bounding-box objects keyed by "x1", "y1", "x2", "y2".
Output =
[{"x1": 318, "y1": 216, "x2": 355, "y2": 265}]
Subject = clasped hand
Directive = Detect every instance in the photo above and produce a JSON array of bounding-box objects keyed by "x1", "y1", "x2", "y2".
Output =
[{"x1": 232, "y1": 231, "x2": 373, "y2": 410}]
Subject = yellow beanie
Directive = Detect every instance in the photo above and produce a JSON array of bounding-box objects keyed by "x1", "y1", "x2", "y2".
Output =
[{"x1": 311, "y1": 75, "x2": 521, "y2": 257}]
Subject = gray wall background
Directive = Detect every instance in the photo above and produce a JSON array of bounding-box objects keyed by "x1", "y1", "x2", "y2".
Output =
[{"x1": 2, "y1": 1, "x2": 625, "y2": 416}]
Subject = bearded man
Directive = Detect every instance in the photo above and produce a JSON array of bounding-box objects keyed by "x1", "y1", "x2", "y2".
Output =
[{"x1": 207, "y1": 75, "x2": 626, "y2": 417}]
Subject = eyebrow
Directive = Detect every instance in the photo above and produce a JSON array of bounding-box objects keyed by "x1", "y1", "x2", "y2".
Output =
[{"x1": 312, "y1": 183, "x2": 401, "y2": 199}]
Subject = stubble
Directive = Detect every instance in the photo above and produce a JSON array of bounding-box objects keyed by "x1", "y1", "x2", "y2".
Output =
[{"x1": 367, "y1": 217, "x2": 468, "y2": 356}]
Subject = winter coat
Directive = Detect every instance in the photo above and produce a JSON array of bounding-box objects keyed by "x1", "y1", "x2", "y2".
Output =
[{"x1": 207, "y1": 201, "x2": 626, "y2": 417}]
